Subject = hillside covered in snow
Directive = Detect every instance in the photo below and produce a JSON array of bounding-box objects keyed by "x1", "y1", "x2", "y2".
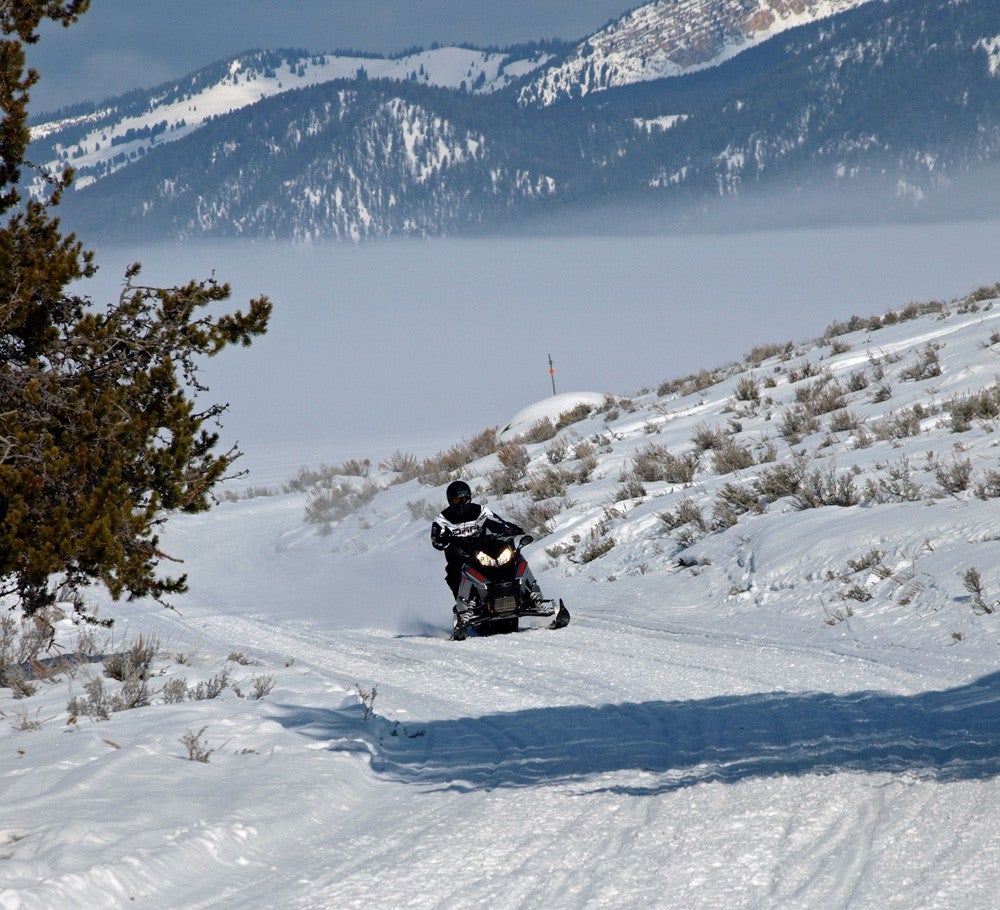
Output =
[
  {"x1": 4, "y1": 281, "x2": 1000, "y2": 905},
  {"x1": 28, "y1": 0, "x2": 1000, "y2": 241}
]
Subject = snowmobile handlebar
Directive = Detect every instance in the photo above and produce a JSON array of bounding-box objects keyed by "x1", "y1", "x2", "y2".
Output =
[{"x1": 451, "y1": 532, "x2": 533, "y2": 558}]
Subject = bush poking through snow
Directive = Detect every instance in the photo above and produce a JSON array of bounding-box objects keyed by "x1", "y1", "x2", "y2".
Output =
[
  {"x1": 690, "y1": 423, "x2": 728, "y2": 452},
  {"x1": 251, "y1": 674, "x2": 275, "y2": 700},
  {"x1": 355, "y1": 684, "x2": 378, "y2": 720},
  {"x1": 847, "y1": 549, "x2": 886, "y2": 574},
  {"x1": 935, "y1": 457, "x2": 973, "y2": 495},
  {"x1": 614, "y1": 471, "x2": 647, "y2": 502},
  {"x1": 104, "y1": 635, "x2": 159, "y2": 683},
  {"x1": 575, "y1": 526, "x2": 616, "y2": 564},
  {"x1": 734, "y1": 375, "x2": 761, "y2": 403},
  {"x1": 711, "y1": 436, "x2": 756, "y2": 475},
  {"x1": 659, "y1": 497, "x2": 707, "y2": 533},
  {"x1": 180, "y1": 726, "x2": 214, "y2": 763},
  {"x1": 67, "y1": 675, "x2": 113, "y2": 721},
  {"x1": 515, "y1": 418, "x2": 558, "y2": 444},
  {"x1": 745, "y1": 341, "x2": 792, "y2": 366},
  {"x1": 946, "y1": 383, "x2": 1000, "y2": 432},
  {"x1": 0, "y1": 615, "x2": 46, "y2": 698},
  {"x1": 507, "y1": 499, "x2": 568, "y2": 538},
  {"x1": 793, "y1": 466, "x2": 859, "y2": 510},
  {"x1": 779, "y1": 406, "x2": 821, "y2": 444},
  {"x1": 162, "y1": 678, "x2": 189, "y2": 704},
  {"x1": 305, "y1": 479, "x2": 382, "y2": 532},
  {"x1": 900, "y1": 345, "x2": 943, "y2": 382},
  {"x1": 863, "y1": 457, "x2": 924, "y2": 503},
  {"x1": 526, "y1": 467, "x2": 572, "y2": 502},
  {"x1": 554, "y1": 403, "x2": 594, "y2": 431},
  {"x1": 974, "y1": 470, "x2": 1000, "y2": 500},
  {"x1": 632, "y1": 444, "x2": 699, "y2": 484},
  {"x1": 189, "y1": 670, "x2": 231, "y2": 701},
  {"x1": 962, "y1": 568, "x2": 996, "y2": 614}
]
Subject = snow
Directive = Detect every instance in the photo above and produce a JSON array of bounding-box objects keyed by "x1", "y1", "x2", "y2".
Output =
[
  {"x1": 28, "y1": 46, "x2": 547, "y2": 198},
  {"x1": 520, "y1": 0, "x2": 876, "y2": 106},
  {"x1": 976, "y1": 35, "x2": 1000, "y2": 76},
  {"x1": 5, "y1": 287, "x2": 1000, "y2": 907},
  {"x1": 498, "y1": 392, "x2": 607, "y2": 441}
]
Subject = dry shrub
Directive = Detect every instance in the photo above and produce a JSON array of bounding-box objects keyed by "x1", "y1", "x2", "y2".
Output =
[
  {"x1": 614, "y1": 472, "x2": 647, "y2": 502},
  {"x1": 870, "y1": 409, "x2": 921, "y2": 441},
  {"x1": 0, "y1": 615, "x2": 48, "y2": 698},
  {"x1": 690, "y1": 423, "x2": 728, "y2": 452},
  {"x1": 753, "y1": 458, "x2": 806, "y2": 503},
  {"x1": 526, "y1": 467, "x2": 572, "y2": 501},
  {"x1": 734, "y1": 375, "x2": 761, "y2": 402},
  {"x1": 828, "y1": 409, "x2": 861, "y2": 434},
  {"x1": 485, "y1": 443, "x2": 531, "y2": 496},
  {"x1": 712, "y1": 483, "x2": 762, "y2": 530},
  {"x1": 516, "y1": 419, "x2": 558, "y2": 444},
  {"x1": 576, "y1": 525, "x2": 616, "y2": 563},
  {"x1": 778, "y1": 406, "x2": 820, "y2": 444},
  {"x1": 484, "y1": 465, "x2": 524, "y2": 497},
  {"x1": 574, "y1": 455, "x2": 599, "y2": 484},
  {"x1": 900, "y1": 345, "x2": 942, "y2": 382},
  {"x1": 305, "y1": 478, "x2": 381, "y2": 530},
  {"x1": 378, "y1": 428, "x2": 500, "y2": 485},
  {"x1": 555, "y1": 403, "x2": 594, "y2": 431},
  {"x1": 285, "y1": 459, "x2": 370, "y2": 491},
  {"x1": 660, "y1": 497, "x2": 706, "y2": 532},
  {"x1": 935, "y1": 456, "x2": 973, "y2": 495},
  {"x1": 498, "y1": 443, "x2": 529, "y2": 472},
  {"x1": 104, "y1": 634, "x2": 159, "y2": 682},
  {"x1": 507, "y1": 499, "x2": 568, "y2": 538},
  {"x1": 711, "y1": 436, "x2": 756, "y2": 475},
  {"x1": 632, "y1": 444, "x2": 699, "y2": 484},
  {"x1": 745, "y1": 341, "x2": 792, "y2": 366},
  {"x1": 974, "y1": 470, "x2": 1000, "y2": 500},
  {"x1": 793, "y1": 466, "x2": 859, "y2": 510},
  {"x1": 946, "y1": 383, "x2": 1000, "y2": 432}
]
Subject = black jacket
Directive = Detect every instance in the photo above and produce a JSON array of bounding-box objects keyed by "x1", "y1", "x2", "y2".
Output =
[{"x1": 431, "y1": 502, "x2": 523, "y2": 555}]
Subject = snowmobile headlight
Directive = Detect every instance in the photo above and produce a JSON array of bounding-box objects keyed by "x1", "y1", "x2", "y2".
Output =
[
  {"x1": 495, "y1": 546, "x2": 514, "y2": 566},
  {"x1": 476, "y1": 550, "x2": 495, "y2": 567}
]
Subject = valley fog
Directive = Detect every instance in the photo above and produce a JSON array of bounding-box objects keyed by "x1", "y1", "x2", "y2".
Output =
[{"x1": 82, "y1": 222, "x2": 1000, "y2": 488}]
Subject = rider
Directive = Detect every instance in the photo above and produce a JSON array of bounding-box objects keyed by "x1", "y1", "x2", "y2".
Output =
[{"x1": 430, "y1": 480, "x2": 524, "y2": 600}]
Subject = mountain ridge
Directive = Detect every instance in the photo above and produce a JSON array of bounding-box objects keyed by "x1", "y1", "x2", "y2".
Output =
[{"x1": 28, "y1": 0, "x2": 1000, "y2": 241}]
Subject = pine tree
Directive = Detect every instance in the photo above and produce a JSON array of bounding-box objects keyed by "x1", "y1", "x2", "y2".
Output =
[{"x1": 0, "y1": 2, "x2": 271, "y2": 615}]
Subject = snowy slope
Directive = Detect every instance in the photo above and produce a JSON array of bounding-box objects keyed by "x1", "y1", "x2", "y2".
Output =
[
  {"x1": 518, "y1": 0, "x2": 876, "y2": 106},
  {"x1": 4, "y1": 284, "x2": 1000, "y2": 907}
]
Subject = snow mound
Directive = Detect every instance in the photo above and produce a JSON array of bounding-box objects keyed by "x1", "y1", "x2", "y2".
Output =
[{"x1": 498, "y1": 392, "x2": 607, "y2": 442}]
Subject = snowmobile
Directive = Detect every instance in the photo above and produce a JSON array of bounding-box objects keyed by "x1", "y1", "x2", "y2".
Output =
[{"x1": 451, "y1": 532, "x2": 570, "y2": 640}]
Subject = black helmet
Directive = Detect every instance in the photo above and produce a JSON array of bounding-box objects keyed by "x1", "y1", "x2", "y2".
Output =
[{"x1": 446, "y1": 480, "x2": 473, "y2": 516}]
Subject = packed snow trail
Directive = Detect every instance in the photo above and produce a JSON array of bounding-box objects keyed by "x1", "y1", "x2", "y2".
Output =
[
  {"x1": 5, "y1": 559, "x2": 1000, "y2": 907},
  {"x1": 99, "y1": 587, "x2": 992, "y2": 910}
]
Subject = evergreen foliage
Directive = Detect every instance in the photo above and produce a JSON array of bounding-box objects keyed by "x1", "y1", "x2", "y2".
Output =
[{"x1": 0, "y1": 2, "x2": 271, "y2": 615}]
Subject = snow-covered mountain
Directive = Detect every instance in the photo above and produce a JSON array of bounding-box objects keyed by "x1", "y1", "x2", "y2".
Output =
[
  {"x1": 516, "y1": 0, "x2": 875, "y2": 106},
  {"x1": 28, "y1": 45, "x2": 552, "y2": 199},
  {"x1": 27, "y1": 0, "x2": 1000, "y2": 240},
  {"x1": 5, "y1": 282, "x2": 1000, "y2": 906}
]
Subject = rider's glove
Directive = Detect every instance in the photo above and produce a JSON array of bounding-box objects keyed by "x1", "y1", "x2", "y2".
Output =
[{"x1": 432, "y1": 525, "x2": 452, "y2": 550}]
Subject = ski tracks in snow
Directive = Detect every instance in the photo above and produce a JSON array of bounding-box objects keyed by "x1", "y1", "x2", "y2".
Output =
[{"x1": 173, "y1": 605, "x2": 1000, "y2": 908}]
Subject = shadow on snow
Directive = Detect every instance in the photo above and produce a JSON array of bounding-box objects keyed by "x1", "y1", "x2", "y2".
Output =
[{"x1": 271, "y1": 672, "x2": 1000, "y2": 795}]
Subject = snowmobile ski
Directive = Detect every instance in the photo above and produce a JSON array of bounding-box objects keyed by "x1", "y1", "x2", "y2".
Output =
[{"x1": 549, "y1": 600, "x2": 571, "y2": 630}]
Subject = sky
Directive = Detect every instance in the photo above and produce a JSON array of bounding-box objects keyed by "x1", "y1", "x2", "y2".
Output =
[{"x1": 27, "y1": 0, "x2": 635, "y2": 113}]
